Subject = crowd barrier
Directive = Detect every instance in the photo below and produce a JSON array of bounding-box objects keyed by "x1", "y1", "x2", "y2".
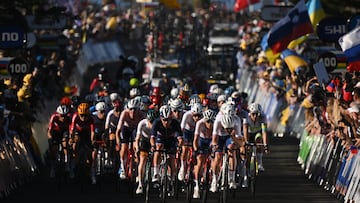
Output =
[
  {"x1": 0, "y1": 129, "x2": 38, "y2": 197},
  {"x1": 236, "y1": 66, "x2": 359, "y2": 202}
]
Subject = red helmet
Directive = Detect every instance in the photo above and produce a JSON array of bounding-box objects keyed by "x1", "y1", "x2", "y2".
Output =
[
  {"x1": 152, "y1": 96, "x2": 161, "y2": 105},
  {"x1": 202, "y1": 98, "x2": 209, "y2": 107},
  {"x1": 152, "y1": 87, "x2": 160, "y2": 96},
  {"x1": 60, "y1": 96, "x2": 72, "y2": 106}
]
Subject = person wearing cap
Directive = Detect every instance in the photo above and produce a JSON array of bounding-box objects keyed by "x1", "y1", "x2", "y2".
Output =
[{"x1": 158, "y1": 73, "x2": 176, "y2": 96}]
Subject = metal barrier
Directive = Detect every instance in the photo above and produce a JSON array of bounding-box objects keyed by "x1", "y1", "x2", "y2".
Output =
[{"x1": 236, "y1": 66, "x2": 359, "y2": 202}]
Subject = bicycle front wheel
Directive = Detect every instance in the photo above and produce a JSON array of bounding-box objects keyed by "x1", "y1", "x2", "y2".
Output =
[
  {"x1": 145, "y1": 157, "x2": 152, "y2": 203},
  {"x1": 160, "y1": 159, "x2": 168, "y2": 203},
  {"x1": 249, "y1": 156, "x2": 257, "y2": 197}
]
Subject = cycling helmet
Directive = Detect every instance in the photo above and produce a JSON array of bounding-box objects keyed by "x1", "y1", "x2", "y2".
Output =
[
  {"x1": 191, "y1": 103, "x2": 203, "y2": 114},
  {"x1": 224, "y1": 86, "x2": 235, "y2": 96},
  {"x1": 203, "y1": 109, "x2": 217, "y2": 121},
  {"x1": 56, "y1": 105, "x2": 69, "y2": 115},
  {"x1": 141, "y1": 95, "x2": 151, "y2": 105},
  {"x1": 249, "y1": 102, "x2": 262, "y2": 114},
  {"x1": 110, "y1": 92, "x2": 120, "y2": 102},
  {"x1": 217, "y1": 94, "x2": 227, "y2": 103},
  {"x1": 95, "y1": 101, "x2": 106, "y2": 111},
  {"x1": 147, "y1": 109, "x2": 159, "y2": 121},
  {"x1": 159, "y1": 105, "x2": 172, "y2": 119},
  {"x1": 221, "y1": 114, "x2": 235, "y2": 129},
  {"x1": 170, "y1": 98, "x2": 184, "y2": 111},
  {"x1": 127, "y1": 98, "x2": 139, "y2": 109},
  {"x1": 189, "y1": 94, "x2": 201, "y2": 106},
  {"x1": 220, "y1": 103, "x2": 235, "y2": 115},
  {"x1": 129, "y1": 87, "x2": 140, "y2": 97},
  {"x1": 170, "y1": 88, "x2": 179, "y2": 99},
  {"x1": 129, "y1": 77, "x2": 139, "y2": 87},
  {"x1": 60, "y1": 96, "x2": 72, "y2": 106},
  {"x1": 152, "y1": 87, "x2": 161, "y2": 96},
  {"x1": 77, "y1": 102, "x2": 90, "y2": 115}
]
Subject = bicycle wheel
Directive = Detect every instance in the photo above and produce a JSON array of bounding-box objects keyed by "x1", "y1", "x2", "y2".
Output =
[
  {"x1": 220, "y1": 153, "x2": 229, "y2": 203},
  {"x1": 145, "y1": 155, "x2": 152, "y2": 203},
  {"x1": 128, "y1": 153, "x2": 136, "y2": 197},
  {"x1": 160, "y1": 162, "x2": 168, "y2": 203},
  {"x1": 186, "y1": 160, "x2": 195, "y2": 203},
  {"x1": 201, "y1": 160, "x2": 210, "y2": 203},
  {"x1": 249, "y1": 156, "x2": 257, "y2": 197},
  {"x1": 174, "y1": 152, "x2": 181, "y2": 200}
]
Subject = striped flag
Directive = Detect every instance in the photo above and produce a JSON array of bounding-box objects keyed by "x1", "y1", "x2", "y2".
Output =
[
  {"x1": 267, "y1": 0, "x2": 313, "y2": 54},
  {"x1": 306, "y1": 0, "x2": 326, "y2": 32},
  {"x1": 338, "y1": 26, "x2": 360, "y2": 72}
]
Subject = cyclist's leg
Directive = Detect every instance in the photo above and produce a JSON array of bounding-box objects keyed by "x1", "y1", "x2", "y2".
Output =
[
  {"x1": 179, "y1": 129, "x2": 194, "y2": 181},
  {"x1": 210, "y1": 136, "x2": 227, "y2": 192},
  {"x1": 137, "y1": 137, "x2": 150, "y2": 193},
  {"x1": 153, "y1": 136, "x2": 164, "y2": 182},
  {"x1": 227, "y1": 137, "x2": 239, "y2": 189},
  {"x1": 255, "y1": 133, "x2": 265, "y2": 171},
  {"x1": 119, "y1": 127, "x2": 131, "y2": 178}
]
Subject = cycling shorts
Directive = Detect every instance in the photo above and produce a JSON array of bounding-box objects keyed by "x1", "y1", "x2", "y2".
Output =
[
  {"x1": 155, "y1": 136, "x2": 177, "y2": 155},
  {"x1": 120, "y1": 126, "x2": 136, "y2": 144},
  {"x1": 198, "y1": 137, "x2": 212, "y2": 154},
  {"x1": 139, "y1": 136, "x2": 151, "y2": 152},
  {"x1": 249, "y1": 132, "x2": 262, "y2": 143},
  {"x1": 183, "y1": 129, "x2": 195, "y2": 144},
  {"x1": 216, "y1": 135, "x2": 231, "y2": 152}
]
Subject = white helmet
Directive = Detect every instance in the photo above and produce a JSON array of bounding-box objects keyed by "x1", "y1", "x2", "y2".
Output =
[
  {"x1": 189, "y1": 94, "x2": 201, "y2": 106},
  {"x1": 221, "y1": 114, "x2": 235, "y2": 129},
  {"x1": 159, "y1": 105, "x2": 172, "y2": 119},
  {"x1": 249, "y1": 102, "x2": 262, "y2": 114},
  {"x1": 170, "y1": 88, "x2": 179, "y2": 99},
  {"x1": 170, "y1": 98, "x2": 184, "y2": 111},
  {"x1": 220, "y1": 103, "x2": 235, "y2": 115},
  {"x1": 56, "y1": 105, "x2": 69, "y2": 115},
  {"x1": 129, "y1": 87, "x2": 140, "y2": 97},
  {"x1": 110, "y1": 92, "x2": 120, "y2": 102},
  {"x1": 191, "y1": 103, "x2": 203, "y2": 114},
  {"x1": 203, "y1": 109, "x2": 217, "y2": 121},
  {"x1": 127, "y1": 98, "x2": 140, "y2": 109},
  {"x1": 95, "y1": 101, "x2": 106, "y2": 111}
]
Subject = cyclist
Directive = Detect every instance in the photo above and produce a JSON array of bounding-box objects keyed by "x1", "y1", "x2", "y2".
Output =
[
  {"x1": 192, "y1": 109, "x2": 217, "y2": 198},
  {"x1": 92, "y1": 101, "x2": 107, "y2": 174},
  {"x1": 210, "y1": 103, "x2": 243, "y2": 192},
  {"x1": 243, "y1": 102, "x2": 269, "y2": 172},
  {"x1": 116, "y1": 98, "x2": 145, "y2": 179},
  {"x1": 47, "y1": 104, "x2": 71, "y2": 178},
  {"x1": 104, "y1": 99, "x2": 122, "y2": 168},
  {"x1": 150, "y1": 105, "x2": 183, "y2": 194},
  {"x1": 69, "y1": 102, "x2": 96, "y2": 184},
  {"x1": 178, "y1": 102, "x2": 203, "y2": 181},
  {"x1": 134, "y1": 109, "x2": 159, "y2": 194}
]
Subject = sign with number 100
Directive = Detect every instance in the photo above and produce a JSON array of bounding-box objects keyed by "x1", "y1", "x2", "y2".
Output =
[{"x1": 7, "y1": 57, "x2": 29, "y2": 75}]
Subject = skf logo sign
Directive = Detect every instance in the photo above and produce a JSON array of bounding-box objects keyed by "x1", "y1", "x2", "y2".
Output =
[
  {"x1": 317, "y1": 17, "x2": 347, "y2": 42},
  {"x1": 0, "y1": 26, "x2": 25, "y2": 49}
]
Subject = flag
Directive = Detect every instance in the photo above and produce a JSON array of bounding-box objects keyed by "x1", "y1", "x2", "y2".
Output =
[
  {"x1": 306, "y1": 0, "x2": 326, "y2": 32},
  {"x1": 260, "y1": 33, "x2": 280, "y2": 65},
  {"x1": 280, "y1": 48, "x2": 309, "y2": 74},
  {"x1": 267, "y1": 0, "x2": 313, "y2": 54},
  {"x1": 338, "y1": 26, "x2": 360, "y2": 72},
  {"x1": 234, "y1": 0, "x2": 260, "y2": 12}
]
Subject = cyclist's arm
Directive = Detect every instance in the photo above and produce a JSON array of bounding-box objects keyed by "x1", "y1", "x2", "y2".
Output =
[
  {"x1": 115, "y1": 111, "x2": 126, "y2": 145},
  {"x1": 47, "y1": 114, "x2": 56, "y2": 139},
  {"x1": 134, "y1": 119, "x2": 144, "y2": 152},
  {"x1": 193, "y1": 121, "x2": 201, "y2": 151}
]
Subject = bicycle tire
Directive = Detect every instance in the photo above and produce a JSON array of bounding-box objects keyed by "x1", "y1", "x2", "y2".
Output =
[
  {"x1": 186, "y1": 164, "x2": 193, "y2": 203},
  {"x1": 160, "y1": 157, "x2": 168, "y2": 203},
  {"x1": 145, "y1": 155, "x2": 152, "y2": 203},
  {"x1": 174, "y1": 152, "x2": 181, "y2": 200},
  {"x1": 201, "y1": 160, "x2": 210, "y2": 203},
  {"x1": 128, "y1": 153, "x2": 136, "y2": 197},
  {"x1": 249, "y1": 156, "x2": 256, "y2": 197},
  {"x1": 220, "y1": 153, "x2": 229, "y2": 203}
]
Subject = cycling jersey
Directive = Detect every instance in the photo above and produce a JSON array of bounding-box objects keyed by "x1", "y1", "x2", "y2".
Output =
[
  {"x1": 105, "y1": 109, "x2": 120, "y2": 135},
  {"x1": 151, "y1": 118, "x2": 182, "y2": 154},
  {"x1": 136, "y1": 118, "x2": 152, "y2": 152},
  {"x1": 70, "y1": 113, "x2": 95, "y2": 146},
  {"x1": 180, "y1": 110, "x2": 197, "y2": 143},
  {"x1": 194, "y1": 119, "x2": 213, "y2": 154},
  {"x1": 245, "y1": 112, "x2": 267, "y2": 134},
  {"x1": 117, "y1": 108, "x2": 145, "y2": 143},
  {"x1": 48, "y1": 113, "x2": 70, "y2": 142},
  {"x1": 212, "y1": 113, "x2": 242, "y2": 152},
  {"x1": 92, "y1": 114, "x2": 106, "y2": 140}
]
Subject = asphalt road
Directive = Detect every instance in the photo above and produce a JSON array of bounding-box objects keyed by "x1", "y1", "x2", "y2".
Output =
[{"x1": 2, "y1": 135, "x2": 342, "y2": 203}]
